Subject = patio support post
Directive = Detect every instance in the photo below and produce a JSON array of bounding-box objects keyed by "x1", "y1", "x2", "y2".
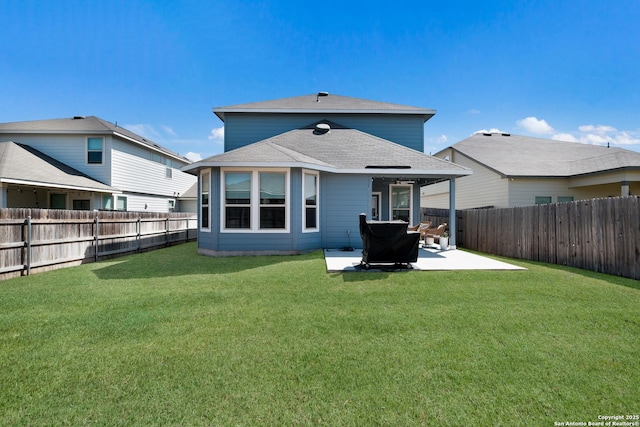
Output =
[
  {"x1": 449, "y1": 178, "x2": 456, "y2": 249},
  {"x1": 621, "y1": 181, "x2": 630, "y2": 197}
]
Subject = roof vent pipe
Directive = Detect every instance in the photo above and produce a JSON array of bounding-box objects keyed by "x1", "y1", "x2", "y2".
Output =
[{"x1": 316, "y1": 91, "x2": 329, "y2": 102}]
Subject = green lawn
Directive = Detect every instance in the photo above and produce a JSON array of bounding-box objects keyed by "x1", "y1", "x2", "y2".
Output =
[{"x1": 1, "y1": 242, "x2": 638, "y2": 426}]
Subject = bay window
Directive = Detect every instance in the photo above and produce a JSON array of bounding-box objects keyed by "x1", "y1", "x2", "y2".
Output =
[{"x1": 222, "y1": 169, "x2": 289, "y2": 231}]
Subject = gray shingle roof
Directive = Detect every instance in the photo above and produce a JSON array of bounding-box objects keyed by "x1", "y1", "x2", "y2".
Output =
[
  {"x1": 0, "y1": 141, "x2": 118, "y2": 192},
  {"x1": 213, "y1": 93, "x2": 436, "y2": 122},
  {"x1": 0, "y1": 116, "x2": 191, "y2": 163},
  {"x1": 184, "y1": 121, "x2": 470, "y2": 178},
  {"x1": 451, "y1": 133, "x2": 640, "y2": 177}
]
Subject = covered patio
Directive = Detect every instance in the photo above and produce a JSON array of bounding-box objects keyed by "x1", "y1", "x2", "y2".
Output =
[{"x1": 324, "y1": 246, "x2": 526, "y2": 272}]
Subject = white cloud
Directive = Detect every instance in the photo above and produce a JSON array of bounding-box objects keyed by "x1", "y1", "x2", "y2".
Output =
[
  {"x1": 516, "y1": 117, "x2": 554, "y2": 135},
  {"x1": 185, "y1": 151, "x2": 203, "y2": 162},
  {"x1": 551, "y1": 133, "x2": 579, "y2": 142},
  {"x1": 473, "y1": 128, "x2": 506, "y2": 135},
  {"x1": 438, "y1": 134, "x2": 448, "y2": 144},
  {"x1": 208, "y1": 126, "x2": 224, "y2": 142},
  {"x1": 612, "y1": 131, "x2": 640, "y2": 145},
  {"x1": 578, "y1": 124, "x2": 617, "y2": 134}
]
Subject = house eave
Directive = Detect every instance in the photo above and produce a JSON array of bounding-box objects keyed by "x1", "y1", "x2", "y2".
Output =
[
  {"x1": 214, "y1": 108, "x2": 436, "y2": 122},
  {"x1": 182, "y1": 161, "x2": 471, "y2": 178},
  {"x1": 0, "y1": 178, "x2": 121, "y2": 193}
]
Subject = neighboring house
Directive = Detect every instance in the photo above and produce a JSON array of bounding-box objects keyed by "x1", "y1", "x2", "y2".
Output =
[
  {"x1": 183, "y1": 92, "x2": 471, "y2": 255},
  {"x1": 0, "y1": 116, "x2": 196, "y2": 212},
  {"x1": 422, "y1": 132, "x2": 640, "y2": 209}
]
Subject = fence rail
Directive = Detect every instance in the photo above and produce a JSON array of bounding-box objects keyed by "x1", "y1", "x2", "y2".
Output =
[
  {"x1": 423, "y1": 196, "x2": 640, "y2": 280},
  {"x1": 0, "y1": 209, "x2": 197, "y2": 280}
]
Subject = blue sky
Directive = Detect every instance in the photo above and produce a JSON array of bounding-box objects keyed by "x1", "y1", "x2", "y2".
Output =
[{"x1": 2, "y1": 0, "x2": 639, "y2": 161}]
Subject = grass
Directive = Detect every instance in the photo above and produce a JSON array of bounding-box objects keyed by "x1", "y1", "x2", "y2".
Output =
[{"x1": 0, "y1": 242, "x2": 638, "y2": 426}]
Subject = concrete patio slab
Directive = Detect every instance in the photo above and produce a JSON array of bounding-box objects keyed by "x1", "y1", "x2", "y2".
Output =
[{"x1": 324, "y1": 246, "x2": 526, "y2": 272}]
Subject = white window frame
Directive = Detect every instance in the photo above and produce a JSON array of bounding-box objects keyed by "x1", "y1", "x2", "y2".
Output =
[
  {"x1": 389, "y1": 184, "x2": 413, "y2": 224},
  {"x1": 200, "y1": 170, "x2": 211, "y2": 231},
  {"x1": 302, "y1": 170, "x2": 319, "y2": 232},
  {"x1": 86, "y1": 137, "x2": 104, "y2": 165},
  {"x1": 371, "y1": 191, "x2": 382, "y2": 221},
  {"x1": 221, "y1": 168, "x2": 290, "y2": 233}
]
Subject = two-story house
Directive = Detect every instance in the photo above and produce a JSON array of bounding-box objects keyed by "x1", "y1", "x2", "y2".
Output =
[
  {"x1": 0, "y1": 116, "x2": 196, "y2": 212},
  {"x1": 183, "y1": 92, "x2": 471, "y2": 255}
]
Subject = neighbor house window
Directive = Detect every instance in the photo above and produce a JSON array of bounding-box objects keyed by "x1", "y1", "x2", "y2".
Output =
[
  {"x1": 50, "y1": 193, "x2": 66, "y2": 209},
  {"x1": 168, "y1": 199, "x2": 175, "y2": 212},
  {"x1": 303, "y1": 171, "x2": 319, "y2": 231},
  {"x1": 535, "y1": 196, "x2": 552, "y2": 205},
  {"x1": 201, "y1": 171, "x2": 210, "y2": 230},
  {"x1": 116, "y1": 196, "x2": 127, "y2": 211},
  {"x1": 87, "y1": 137, "x2": 103, "y2": 164},
  {"x1": 222, "y1": 169, "x2": 289, "y2": 232},
  {"x1": 558, "y1": 196, "x2": 574, "y2": 203},
  {"x1": 73, "y1": 199, "x2": 90, "y2": 210},
  {"x1": 102, "y1": 195, "x2": 113, "y2": 210},
  {"x1": 165, "y1": 158, "x2": 172, "y2": 179}
]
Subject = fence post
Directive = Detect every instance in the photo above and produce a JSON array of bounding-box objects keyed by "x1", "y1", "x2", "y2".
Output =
[
  {"x1": 166, "y1": 217, "x2": 170, "y2": 246},
  {"x1": 23, "y1": 216, "x2": 32, "y2": 276},
  {"x1": 94, "y1": 216, "x2": 99, "y2": 262},
  {"x1": 137, "y1": 217, "x2": 142, "y2": 252}
]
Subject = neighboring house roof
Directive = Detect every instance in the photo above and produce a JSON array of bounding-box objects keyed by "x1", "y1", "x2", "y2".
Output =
[
  {"x1": 449, "y1": 133, "x2": 640, "y2": 177},
  {"x1": 213, "y1": 92, "x2": 436, "y2": 122},
  {"x1": 0, "y1": 141, "x2": 119, "y2": 193},
  {"x1": 178, "y1": 182, "x2": 197, "y2": 199},
  {"x1": 0, "y1": 116, "x2": 191, "y2": 163},
  {"x1": 184, "y1": 121, "x2": 470, "y2": 178}
]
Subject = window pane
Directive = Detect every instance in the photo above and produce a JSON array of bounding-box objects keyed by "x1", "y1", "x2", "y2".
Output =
[
  {"x1": 391, "y1": 186, "x2": 410, "y2": 208},
  {"x1": 226, "y1": 207, "x2": 250, "y2": 228},
  {"x1": 201, "y1": 172, "x2": 210, "y2": 229},
  {"x1": 202, "y1": 207, "x2": 209, "y2": 228},
  {"x1": 88, "y1": 138, "x2": 103, "y2": 150},
  {"x1": 392, "y1": 209, "x2": 410, "y2": 222},
  {"x1": 73, "y1": 199, "x2": 90, "y2": 210},
  {"x1": 535, "y1": 196, "x2": 552, "y2": 205},
  {"x1": 116, "y1": 196, "x2": 127, "y2": 211},
  {"x1": 88, "y1": 151, "x2": 102, "y2": 164},
  {"x1": 260, "y1": 173, "x2": 285, "y2": 204},
  {"x1": 304, "y1": 174, "x2": 317, "y2": 205},
  {"x1": 260, "y1": 207, "x2": 285, "y2": 229},
  {"x1": 305, "y1": 207, "x2": 317, "y2": 228},
  {"x1": 226, "y1": 173, "x2": 251, "y2": 204},
  {"x1": 102, "y1": 196, "x2": 113, "y2": 210}
]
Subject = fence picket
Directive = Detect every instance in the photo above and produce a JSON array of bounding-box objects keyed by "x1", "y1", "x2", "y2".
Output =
[
  {"x1": 422, "y1": 196, "x2": 640, "y2": 280},
  {"x1": 0, "y1": 209, "x2": 196, "y2": 280}
]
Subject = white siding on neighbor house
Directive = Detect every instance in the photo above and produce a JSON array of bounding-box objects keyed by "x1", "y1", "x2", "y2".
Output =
[
  {"x1": 111, "y1": 139, "x2": 195, "y2": 197},
  {"x1": 224, "y1": 113, "x2": 425, "y2": 152},
  {"x1": 421, "y1": 153, "x2": 508, "y2": 209},
  {"x1": 508, "y1": 178, "x2": 574, "y2": 206},
  {"x1": 0, "y1": 133, "x2": 113, "y2": 185}
]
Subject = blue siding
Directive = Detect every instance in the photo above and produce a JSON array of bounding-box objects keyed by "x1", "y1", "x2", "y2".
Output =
[
  {"x1": 224, "y1": 113, "x2": 425, "y2": 152},
  {"x1": 321, "y1": 173, "x2": 371, "y2": 248}
]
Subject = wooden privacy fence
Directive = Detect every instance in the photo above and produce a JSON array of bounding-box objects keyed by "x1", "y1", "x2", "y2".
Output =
[
  {"x1": 0, "y1": 209, "x2": 197, "y2": 280},
  {"x1": 423, "y1": 196, "x2": 640, "y2": 280}
]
